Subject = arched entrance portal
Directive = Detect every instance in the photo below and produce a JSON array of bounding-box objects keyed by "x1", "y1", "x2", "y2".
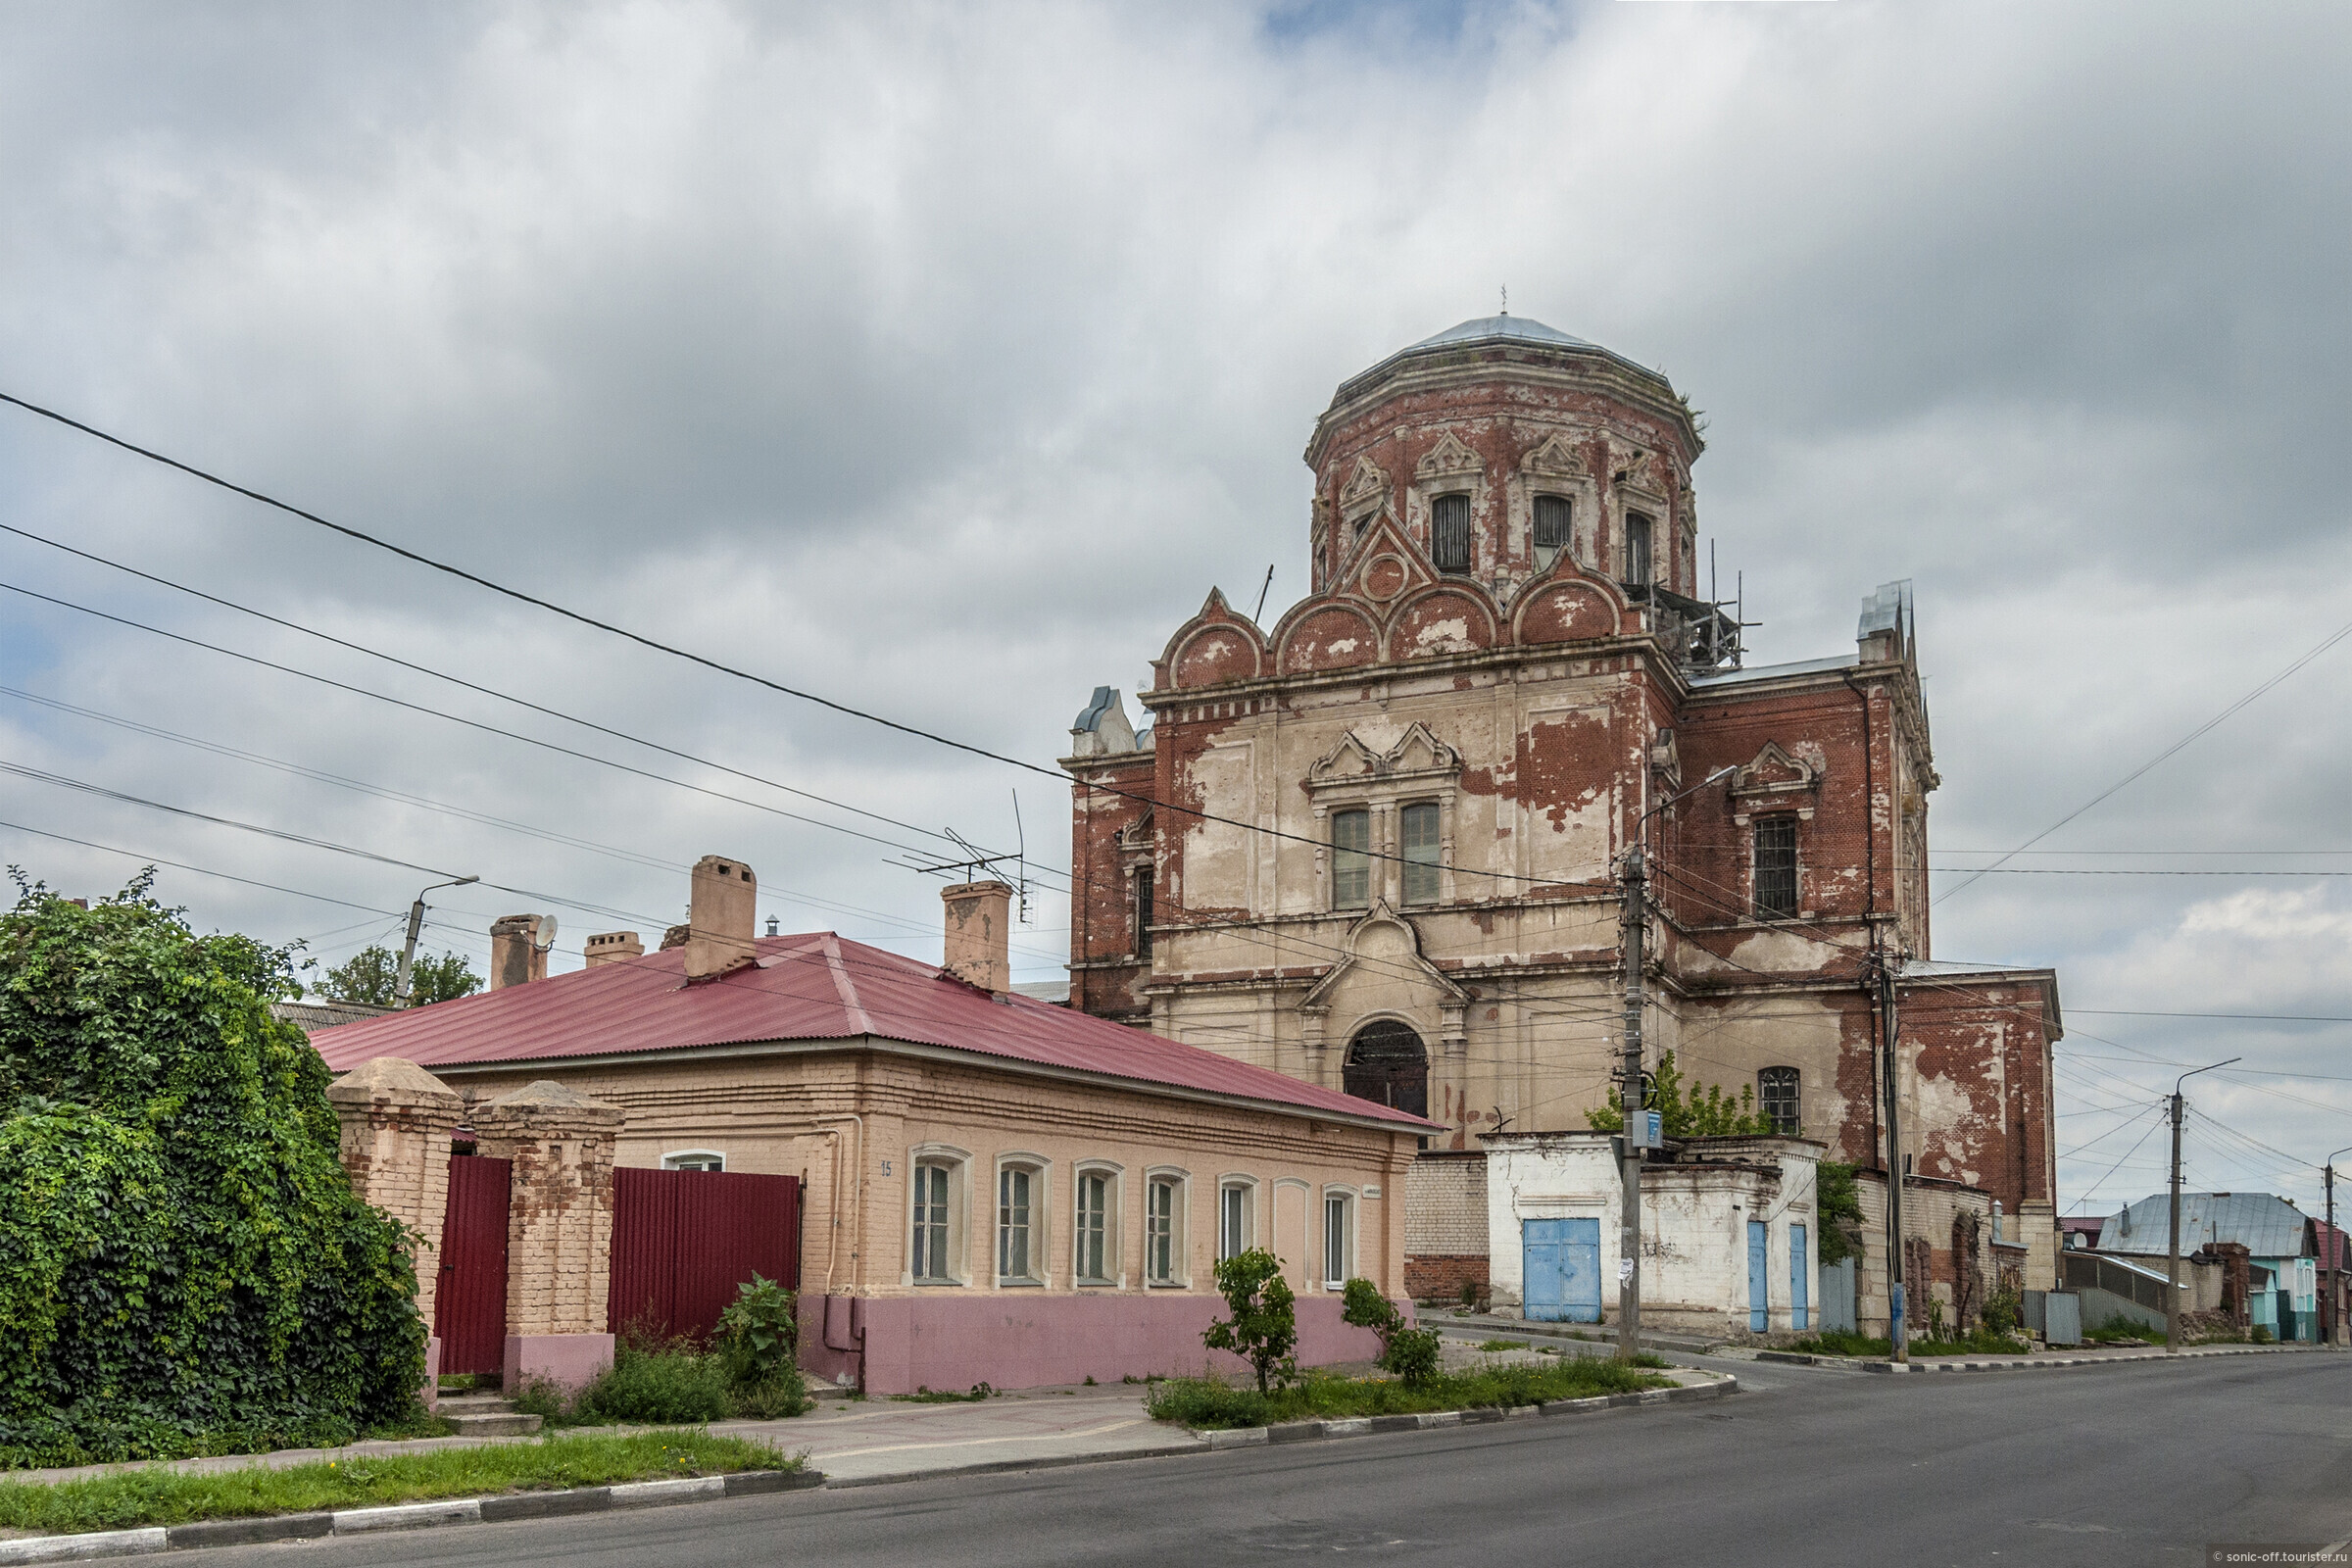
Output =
[{"x1": 1344, "y1": 1021, "x2": 1429, "y2": 1118}]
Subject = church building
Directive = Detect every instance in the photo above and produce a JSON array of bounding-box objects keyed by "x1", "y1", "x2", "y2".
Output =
[{"x1": 1059, "y1": 315, "x2": 2061, "y2": 1296}]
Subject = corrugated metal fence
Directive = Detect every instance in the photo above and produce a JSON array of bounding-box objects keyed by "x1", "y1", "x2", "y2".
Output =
[
  {"x1": 609, "y1": 1167, "x2": 802, "y2": 1344},
  {"x1": 2062, "y1": 1252, "x2": 2168, "y2": 1312},
  {"x1": 437, "y1": 1155, "x2": 513, "y2": 1376}
]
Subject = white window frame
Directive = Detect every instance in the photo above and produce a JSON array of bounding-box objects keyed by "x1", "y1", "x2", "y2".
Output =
[
  {"x1": 1071, "y1": 1161, "x2": 1123, "y2": 1287},
  {"x1": 1397, "y1": 800, "x2": 1443, "y2": 906},
  {"x1": 1330, "y1": 807, "x2": 1372, "y2": 911},
  {"x1": 1145, "y1": 1168, "x2": 1190, "y2": 1288},
  {"x1": 1217, "y1": 1174, "x2": 1259, "y2": 1262},
  {"x1": 1320, "y1": 1185, "x2": 1359, "y2": 1291},
  {"x1": 906, "y1": 1144, "x2": 972, "y2": 1287},
  {"x1": 660, "y1": 1149, "x2": 726, "y2": 1172},
  {"x1": 995, "y1": 1152, "x2": 1052, "y2": 1288}
]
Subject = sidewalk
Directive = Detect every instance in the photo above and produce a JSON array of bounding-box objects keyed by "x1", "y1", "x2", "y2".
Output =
[{"x1": 712, "y1": 1387, "x2": 1193, "y2": 1485}]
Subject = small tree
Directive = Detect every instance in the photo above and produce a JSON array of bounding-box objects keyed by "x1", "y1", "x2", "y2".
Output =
[
  {"x1": 1202, "y1": 1249, "x2": 1298, "y2": 1395},
  {"x1": 1584, "y1": 1050, "x2": 1776, "y2": 1138},
  {"x1": 309, "y1": 945, "x2": 481, "y2": 1007},
  {"x1": 1815, "y1": 1161, "x2": 1865, "y2": 1266},
  {"x1": 1342, "y1": 1278, "x2": 1441, "y2": 1387}
]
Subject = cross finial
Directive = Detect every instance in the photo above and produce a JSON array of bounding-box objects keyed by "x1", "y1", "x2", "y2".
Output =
[{"x1": 1500, "y1": 284, "x2": 1508, "y2": 316}]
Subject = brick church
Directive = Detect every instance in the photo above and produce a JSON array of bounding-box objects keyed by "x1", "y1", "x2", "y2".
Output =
[{"x1": 1059, "y1": 315, "x2": 2060, "y2": 1285}]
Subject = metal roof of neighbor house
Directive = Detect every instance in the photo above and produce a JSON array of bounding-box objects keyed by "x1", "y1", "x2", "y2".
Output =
[
  {"x1": 2100, "y1": 1192, "x2": 2310, "y2": 1258},
  {"x1": 310, "y1": 932, "x2": 1433, "y2": 1130}
]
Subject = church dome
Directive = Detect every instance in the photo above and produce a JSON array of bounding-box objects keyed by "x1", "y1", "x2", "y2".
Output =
[{"x1": 1406, "y1": 315, "x2": 1598, "y2": 353}]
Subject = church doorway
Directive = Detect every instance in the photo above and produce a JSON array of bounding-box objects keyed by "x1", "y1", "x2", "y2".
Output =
[{"x1": 1344, "y1": 1021, "x2": 1429, "y2": 1118}]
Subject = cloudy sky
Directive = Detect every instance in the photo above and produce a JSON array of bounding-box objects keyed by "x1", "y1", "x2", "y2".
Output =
[{"x1": 3, "y1": 1, "x2": 2347, "y2": 1216}]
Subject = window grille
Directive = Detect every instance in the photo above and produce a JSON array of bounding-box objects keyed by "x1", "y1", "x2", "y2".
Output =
[
  {"x1": 1076, "y1": 1172, "x2": 1109, "y2": 1283},
  {"x1": 1753, "y1": 816, "x2": 1799, "y2": 919},
  {"x1": 1624, "y1": 513, "x2": 1653, "y2": 585},
  {"x1": 1533, "y1": 495, "x2": 1570, "y2": 555},
  {"x1": 1134, "y1": 867, "x2": 1153, "y2": 958},
  {"x1": 1432, "y1": 493, "x2": 1472, "y2": 572},
  {"x1": 998, "y1": 1166, "x2": 1035, "y2": 1282},
  {"x1": 1332, "y1": 809, "x2": 1371, "y2": 909},
  {"x1": 1759, "y1": 1067, "x2": 1801, "y2": 1136},
  {"x1": 912, "y1": 1164, "x2": 952, "y2": 1282},
  {"x1": 1400, "y1": 802, "x2": 1441, "y2": 906}
]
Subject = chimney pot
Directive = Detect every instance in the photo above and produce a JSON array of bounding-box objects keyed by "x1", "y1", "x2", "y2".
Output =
[
  {"x1": 583, "y1": 931, "x2": 644, "y2": 968},
  {"x1": 941, "y1": 880, "x2": 1014, "y2": 994},
  {"x1": 489, "y1": 914, "x2": 552, "y2": 990},
  {"x1": 684, "y1": 855, "x2": 758, "y2": 979}
]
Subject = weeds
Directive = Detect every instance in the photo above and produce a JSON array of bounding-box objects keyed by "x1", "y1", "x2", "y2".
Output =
[
  {"x1": 891, "y1": 1384, "x2": 993, "y2": 1404},
  {"x1": 1145, "y1": 1357, "x2": 1672, "y2": 1430}
]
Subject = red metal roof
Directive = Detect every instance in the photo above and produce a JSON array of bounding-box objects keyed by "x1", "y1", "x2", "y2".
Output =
[{"x1": 313, "y1": 932, "x2": 1434, "y2": 1130}]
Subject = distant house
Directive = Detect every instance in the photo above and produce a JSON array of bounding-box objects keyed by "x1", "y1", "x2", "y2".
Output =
[
  {"x1": 2094, "y1": 1193, "x2": 2319, "y2": 1342},
  {"x1": 311, "y1": 857, "x2": 1431, "y2": 1395},
  {"x1": 272, "y1": 998, "x2": 394, "y2": 1031}
]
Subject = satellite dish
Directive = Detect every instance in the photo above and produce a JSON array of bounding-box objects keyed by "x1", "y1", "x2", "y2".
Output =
[{"x1": 534, "y1": 914, "x2": 558, "y2": 953}]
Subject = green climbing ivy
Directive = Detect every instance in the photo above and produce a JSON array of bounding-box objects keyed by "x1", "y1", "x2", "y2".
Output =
[{"x1": 0, "y1": 872, "x2": 425, "y2": 1466}]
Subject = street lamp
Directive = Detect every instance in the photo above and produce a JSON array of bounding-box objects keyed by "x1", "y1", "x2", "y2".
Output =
[
  {"x1": 2326, "y1": 1145, "x2": 2352, "y2": 1348},
  {"x1": 395, "y1": 876, "x2": 479, "y2": 1006},
  {"x1": 2167, "y1": 1056, "x2": 2240, "y2": 1352}
]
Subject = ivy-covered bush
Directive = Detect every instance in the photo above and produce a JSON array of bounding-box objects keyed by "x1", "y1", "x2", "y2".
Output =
[{"x1": 0, "y1": 874, "x2": 425, "y2": 1466}]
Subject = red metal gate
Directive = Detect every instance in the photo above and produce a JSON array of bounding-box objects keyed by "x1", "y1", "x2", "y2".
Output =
[
  {"x1": 610, "y1": 1167, "x2": 801, "y2": 1344},
  {"x1": 436, "y1": 1155, "x2": 512, "y2": 1376}
]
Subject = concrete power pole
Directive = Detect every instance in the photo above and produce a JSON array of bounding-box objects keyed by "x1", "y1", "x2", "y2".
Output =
[
  {"x1": 2167, "y1": 1057, "x2": 2240, "y2": 1352},
  {"x1": 1878, "y1": 953, "x2": 1907, "y2": 1363},
  {"x1": 1617, "y1": 843, "x2": 1647, "y2": 1363},
  {"x1": 394, "y1": 875, "x2": 478, "y2": 1005},
  {"x1": 2326, "y1": 1146, "x2": 2350, "y2": 1348}
]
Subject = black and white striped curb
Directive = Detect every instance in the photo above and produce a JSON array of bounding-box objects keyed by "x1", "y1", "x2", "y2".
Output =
[
  {"x1": 1194, "y1": 1375, "x2": 1739, "y2": 1449},
  {"x1": 0, "y1": 1470, "x2": 822, "y2": 1564},
  {"x1": 1754, "y1": 1344, "x2": 2294, "y2": 1374}
]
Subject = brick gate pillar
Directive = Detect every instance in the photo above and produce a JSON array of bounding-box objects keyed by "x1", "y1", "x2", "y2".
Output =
[
  {"x1": 473, "y1": 1080, "x2": 624, "y2": 1394},
  {"x1": 326, "y1": 1056, "x2": 464, "y2": 1406}
]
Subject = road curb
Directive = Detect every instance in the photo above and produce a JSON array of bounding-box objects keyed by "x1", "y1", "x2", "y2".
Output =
[
  {"x1": 1752, "y1": 1344, "x2": 2296, "y2": 1374},
  {"x1": 1189, "y1": 1374, "x2": 1736, "y2": 1449},
  {"x1": 0, "y1": 1469, "x2": 824, "y2": 1563}
]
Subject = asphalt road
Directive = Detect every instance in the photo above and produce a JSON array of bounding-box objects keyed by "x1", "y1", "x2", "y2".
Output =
[{"x1": 187, "y1": 1353, "x2": 2351, "y2": 1567}]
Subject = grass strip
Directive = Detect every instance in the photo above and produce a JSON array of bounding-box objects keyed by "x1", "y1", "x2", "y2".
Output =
[
  {"x1": 1146, "y1": 1356, "x2": 1675, "y2": 1430},
  {"x1": 0, "y1": 1431, "x2": 794, "y2": 1538}
]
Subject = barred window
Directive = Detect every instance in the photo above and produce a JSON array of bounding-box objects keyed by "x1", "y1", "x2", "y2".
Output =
[
  {"x1": 1432, "y1": 493, "x2": 1472, "y2": 572},
  {"x1": 1133, "y1": 867, "x2": 1153, "y2": 958},
  {"x1": 1332, "y1": 809, "x2": 1371, "y2": 909},
  {"x1": 1753, "y1": 816, "x2": 1799, "y2": 920},
  {"x1": 1400, "y1": 802, "x2": 1441, "y2": 906},
  {"x1": 1624, "y1": 513, "x2": 1653, "y2": 585},
  {"x1": 1533, "y1": 495, "x2": 1571, "y2": 557},
  {"x1": 1759, "y1": 1067, "x2": 1801, "y2": 1136}
]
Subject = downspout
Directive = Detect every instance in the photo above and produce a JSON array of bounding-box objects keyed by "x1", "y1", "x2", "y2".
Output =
[
  {"x1": 1844, "y1": 671, "x2": 1883, "y2": 1171},
  {"x1": 810, "y1": 1111, "x2": 866, "y2": 1388}
]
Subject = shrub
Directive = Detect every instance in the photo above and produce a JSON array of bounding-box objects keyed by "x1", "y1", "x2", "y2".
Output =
[
  {"x1": 1202, "y1": 1249, "x2": 1298, "y2": 1395},
  {"x1": 715, "y1": 1274, "x2": 808, "y2": 1418},
  {"x1": 575, "y1": 1342, "x2": 733, "y2": 1425},
  {"x1": 0, "y1": 876, "x2": 425, "y2": 1467},
  {"x1": 2251, "y1": 1324, "x2": 2275, "y2": 1345},
  {"x1": 1341, "y1": 1277, "x2": 1441, "y2": 1387},
  {"x1": 1584, "y1": 1051, "x2": 1776, "y2": 1138},
  {"x1": 1982, "y1": 1281, "x2": 2023, "y2": 1338}
]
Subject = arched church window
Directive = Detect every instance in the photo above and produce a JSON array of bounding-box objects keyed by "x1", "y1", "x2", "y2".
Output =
[
  {"x1": 1758, "y1": 1066, "x2": 1800, "y2": 1136},
  {"x1": 1345, "y1": 1021, "x2": 1429, "y2": 1118},
  {"x1": 1623, "y1": 513, "x2": 1653, "y2": 586},
  {"x1": 1431, "y1": 494, "x2": 1472, "y2": 572}
]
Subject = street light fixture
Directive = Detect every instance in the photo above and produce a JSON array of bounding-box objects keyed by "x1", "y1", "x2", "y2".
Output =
[{"x1": 395, "y1": 876, "x2": 479, "y2": 1006}]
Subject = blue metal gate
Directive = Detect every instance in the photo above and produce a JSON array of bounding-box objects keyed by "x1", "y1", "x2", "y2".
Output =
[
  {"x1": 1524, "y1": 1217, "x2": 1602, "y2": 1323},
  {"x1": 1747, "y1": 1220, "x2": 1770, "y2": 1333},
  {"x1": 1790, "y1": 1223, "x2": 1809, "y2": 1332}
]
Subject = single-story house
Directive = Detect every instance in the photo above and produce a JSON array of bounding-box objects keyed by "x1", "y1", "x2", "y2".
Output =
[
  {"x1": 2094, "y1": 1192, "x2": 2319, "y2": 1342},
  {"x1": 314, "y1": 857, "x2": 1432, "y2": 1394}
]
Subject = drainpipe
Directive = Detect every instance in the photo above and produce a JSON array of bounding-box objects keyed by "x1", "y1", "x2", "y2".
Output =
[{"x1": 809, "y1": 1112, "x2": 866, "y2": 1387}]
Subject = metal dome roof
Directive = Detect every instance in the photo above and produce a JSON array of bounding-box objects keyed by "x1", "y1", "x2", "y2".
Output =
[{"x1": 1408, "y1": 315, "x2": 1599, "y2": 352}]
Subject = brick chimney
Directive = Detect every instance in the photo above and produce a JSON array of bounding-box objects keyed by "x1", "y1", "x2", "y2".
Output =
[
  {"x1": 582, "y1": 931, "x2": 643, "y2": 968},
  {"x1": 941, "y1": 881, "x2": 1012, "y2": 994},
  {"x1": 684, "y1": 856, "x2": 758, "y2": 980},
  {"x1": 489, "y1": 914, "x2": 553, "y2": 990}
]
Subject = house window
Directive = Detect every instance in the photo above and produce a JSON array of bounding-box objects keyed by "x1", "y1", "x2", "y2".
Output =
[
  {"x1": 998, "y1": 1164, "x2": 1042, "y2": 1284},
  {"x1": 1219, "y1": 1180, "x2": 1255, "y2": 1260},
  {"x1": 911, "y1": 1161, "x2": 956, "y2": 1283},
  {"x1": 1323, "y1": 1192, "x2": 1355, "y2": 1288},
  {"x1": 1400, "y1": 802, "x2": 1442, "y2": 906},
  {"x1": 662, "y1": 1151, "x2": 724, "y2": 1171},
  {"x1": 1134, "y1": 866, "x2": 1153, "y2": 959},
  {"x1": 1623, "y1": 513, "x2": 1653, "y2": 585},
  {"x1": 1533, "y1": 495, "x2": 1571, "y2": 564},
  {"x1": 1759, "y1": 1068, "x2": 1801, "y2": 1136},
  {"x1": 1431, "y1": 493, "x2": 1472, "y2": 572},
  {"x1": 1753, "y1": 815, "x2": 1799, "y2": 920},
  {"x1": 1074, "y1": 1169, "x2": 1113, "y2": 1285},
  {"x1": 1146, "y1": 1175, "x2": 1184, "y2": 1285},
  {"x1": 1332, "y1": 809, "x2": 1371, "y2": 909}
]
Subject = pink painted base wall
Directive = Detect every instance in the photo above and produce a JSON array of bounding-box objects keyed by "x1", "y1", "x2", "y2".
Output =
[
  {"x1": 504, "y1": 1332, "x2": 614, "y2": 1395},
  {"x1": 799, "y1": 1294, "x2": 1402, "y2": 1396}
]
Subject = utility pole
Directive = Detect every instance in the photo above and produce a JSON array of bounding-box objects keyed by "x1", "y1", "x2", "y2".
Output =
[
  {"x1": 2326, "y1": 1146, "x2": 2350, "y2": 1348},
  {"x1": 394, "y1": 875, "x2": 478, "y2": 1005},
  {"x1": 1878, "y1": 950, "x2": 1908, "y2": 1363},
  {"x1": 2167, "y1": 1056, "x2": 2240, "y2": 1352},
  {"x1": 1618, "y1": 843, "x2": 1646, "y2": 1363}
]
